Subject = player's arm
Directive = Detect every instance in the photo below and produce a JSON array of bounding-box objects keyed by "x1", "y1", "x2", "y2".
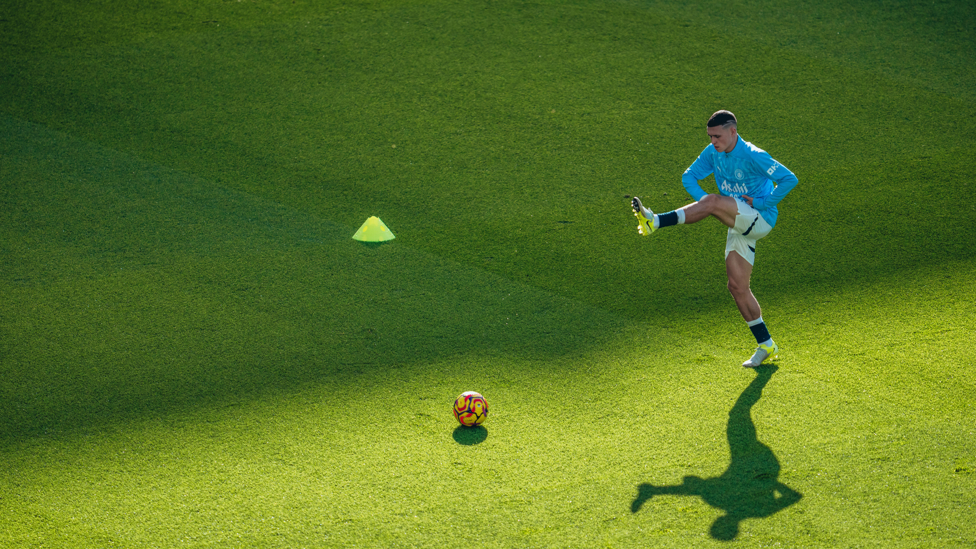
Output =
[
  {"x1": 750, "y1": 152, "x2": 798, "y2": 211},
  {"x1": 681, "y1": 147, "x2": 714, "y2": 201}
]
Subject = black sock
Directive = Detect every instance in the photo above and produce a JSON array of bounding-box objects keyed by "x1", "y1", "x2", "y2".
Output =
[
  {"x1": 658, "y1": 211, "x2": 679, "y2": 228},
  {"x1": 749, "y1": 320, "x2": 772, "y2": 344}
]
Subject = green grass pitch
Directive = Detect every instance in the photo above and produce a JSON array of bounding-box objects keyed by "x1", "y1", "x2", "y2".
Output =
[{"x1": 2, "y1": 0, "x2": 975, "y2": 546}]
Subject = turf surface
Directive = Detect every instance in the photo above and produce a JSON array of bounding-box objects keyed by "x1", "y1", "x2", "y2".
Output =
[{"x1": 1, "y1": 0, "x2": 975, "y2": 546}]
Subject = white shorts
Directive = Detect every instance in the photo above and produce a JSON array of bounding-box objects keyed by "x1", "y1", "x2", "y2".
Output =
[{"x1": 725, "y1": 198, "x2": 772, "y2": 265}]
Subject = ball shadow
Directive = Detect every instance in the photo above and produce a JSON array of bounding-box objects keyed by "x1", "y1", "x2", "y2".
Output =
[{"x1": 452, "y1": 425, "x2": 488, "y2": 445}]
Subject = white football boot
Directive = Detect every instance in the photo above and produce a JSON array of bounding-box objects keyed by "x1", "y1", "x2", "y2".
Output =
[{"x1": 742, "y1": 341, "x2": 778, "y2": 368}]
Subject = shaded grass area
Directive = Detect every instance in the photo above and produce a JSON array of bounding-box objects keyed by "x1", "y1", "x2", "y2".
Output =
[
  {"x1": 629, "y1": 0, "x2": 976, "y2": 100},
  {"x1": 2, "y1": 0, "x2": 973, "y2": 320}
]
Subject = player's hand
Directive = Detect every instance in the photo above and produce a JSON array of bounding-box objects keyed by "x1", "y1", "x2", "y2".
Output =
[{"x1": 742, "y1": 195, "x2": 754, "y2": 207}]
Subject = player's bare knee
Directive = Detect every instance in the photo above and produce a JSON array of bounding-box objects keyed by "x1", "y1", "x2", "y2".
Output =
[
  {"x1": 727, "y1": 277, "x2": 749, "y2": 297},
  {"x1": 699, "y1": 194, "x2": 719, "y2": 211}
]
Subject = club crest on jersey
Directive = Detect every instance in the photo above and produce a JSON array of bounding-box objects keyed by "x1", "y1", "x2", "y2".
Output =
[{"x1": 735, "y1": 169, "x2": 745, "y2": 180}]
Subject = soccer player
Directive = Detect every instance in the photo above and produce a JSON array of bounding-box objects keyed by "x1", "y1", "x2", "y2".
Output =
[{"x1": 631, "y1": 110, "x2": 798, "y2": 367}]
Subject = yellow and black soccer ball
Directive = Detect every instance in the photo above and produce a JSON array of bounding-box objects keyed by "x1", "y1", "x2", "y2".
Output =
[{"x1": 453, "y1": 391, "x2": 488, "y2": 427}]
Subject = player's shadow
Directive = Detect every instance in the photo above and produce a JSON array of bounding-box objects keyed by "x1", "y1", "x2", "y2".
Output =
[{"x1": 631, "y1": 365, "x2": 802, "y2": 541}]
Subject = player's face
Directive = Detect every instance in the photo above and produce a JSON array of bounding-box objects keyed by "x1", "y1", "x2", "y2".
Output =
[{"x1": 708, "y1": 125, "x2": 737, "y2": 153}]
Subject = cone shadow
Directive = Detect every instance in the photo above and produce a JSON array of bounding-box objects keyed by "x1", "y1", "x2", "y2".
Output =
[{"x1": 356, "y1": 240, "x2": 393, "y2": 248}]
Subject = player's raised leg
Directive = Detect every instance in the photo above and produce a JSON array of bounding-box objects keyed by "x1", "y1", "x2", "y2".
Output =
[
  {"x1": 631, "y1": 194, "x2": 739, "y2": 236},
  {"x1": 681, "y1": 194, "x2": 739, "y2": 228}
]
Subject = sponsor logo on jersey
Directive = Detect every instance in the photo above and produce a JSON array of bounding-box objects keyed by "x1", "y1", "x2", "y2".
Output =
[
  {"x1": 767, "y1": 163, "x2": 779, "y2": 176},
  {"x1": 721, "y1": 180, "x2": 749, "y2": 195}
]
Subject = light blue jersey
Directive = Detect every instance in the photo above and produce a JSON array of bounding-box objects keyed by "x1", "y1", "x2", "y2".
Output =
[{"x1": 681, "y1": 135, "x2": 798, "y2": 227}]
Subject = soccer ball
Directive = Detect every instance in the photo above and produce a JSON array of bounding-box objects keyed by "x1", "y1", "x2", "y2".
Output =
[{"x1": 453, "y1": 391, "x2": 488, "y2": 427}]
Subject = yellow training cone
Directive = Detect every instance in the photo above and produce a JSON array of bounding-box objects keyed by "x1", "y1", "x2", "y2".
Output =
[{"x1": 352, "y1": 216, "x2": 395, "y2": 242}]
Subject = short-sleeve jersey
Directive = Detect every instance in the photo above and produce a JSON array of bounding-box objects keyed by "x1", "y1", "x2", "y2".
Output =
[{"x1": 681, "y1": 135, "x2": 798, "y2": 227}]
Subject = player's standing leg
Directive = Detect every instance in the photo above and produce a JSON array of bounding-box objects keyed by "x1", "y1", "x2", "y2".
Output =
[
  {"x1": 727, "y1": 251, "x2": 777, "y2": 367},
  {"x1": 726, "y1": 251, "x2": 761, "y2": 321}
]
